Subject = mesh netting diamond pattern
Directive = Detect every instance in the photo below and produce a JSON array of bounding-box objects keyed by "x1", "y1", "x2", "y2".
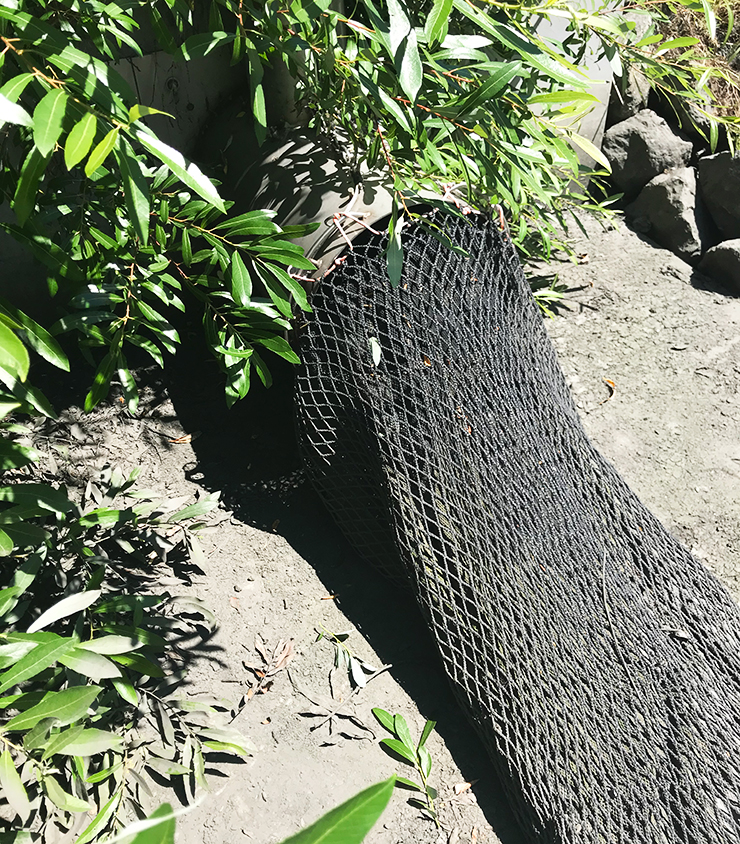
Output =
[{"x1": 294, "y1": 210, "x2": 740, "y2": 843}]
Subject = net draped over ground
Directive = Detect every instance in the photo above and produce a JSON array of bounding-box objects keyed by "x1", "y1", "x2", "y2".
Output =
[{"x1": 294, "y1": 210, "x2": 740, "y2": 843}]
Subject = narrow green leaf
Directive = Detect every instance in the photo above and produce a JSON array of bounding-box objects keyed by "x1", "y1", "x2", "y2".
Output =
[
  {"x1": 174, "y1": 31, "x2": 236, "y2": 61},
  {"x1": 0, "y1": 749, "x2": 31, "y2": 822},
  {"x1": 116, "y1": 143, "x2": 150, "y2": 245},
  {"x1": 76, "y1": 790, "x2": 121, "y2": 844},
  {"x1": 418, "y1": 745, "x2": 432, "y2": 778},
  {"x1": 425, "y1": 0, "x2": 452, "y2": 47},
  {"x1": 0, "y1": 482, "x2": 72, "y2": 516},
  {"x1": 110, "y1": 652, "x2": 165, "y2": 677},
  {"x1": 59, "y1": 647, "x2": 122, "y2": 680},
  {"x1": 386, "y1": 210, "x2": 404, "y2": 288},
  {"x1": 133, "y1": 128, "x2": 225, "y2": 212},
  {"x1": 43, "y1": 775, "x2": 91, "y2": 813},
  {"x1": 0, "y1": 528, "x2": 13, "y2": 556},
  {"x1": 247, "y1": 48, "x2": 266, "y2": 146},
  {"x1": 12, "y1": 146, "x2": 51, "y2": 226},
  {"x1": 128, "y1": 104, "x2": 174, "y2": 123},
  {"x1": 0, "y1": 636, "x2": 76, "y2": 694},
  {"x1": 569, "y1": 130, "x2": 611, "y2": 171},
  {"x1": 33, "y1": 89, "x2": 69, "y2": 156},
  {"x1": 85, "y1": 127, "x2": 120, "y2": 177},
  {"x1": 230, "y1": 251, "x2": 252, "y2": 306},
  {"x1": 395, "y1": 776, "x2": 423, "y2": 791},
  {"x1": 46, "y1": 727, "x2": 123, "y2": 758},
  {"x1": 417, "y1": 719, "x2": 436, "y2": 750},
  {"x1": 124, "y1": 803, "x2": 176, "y2": 844},
  {"x1": 4, "y1": 685, "x2": 102, "y2": 732},
  {"x1": 64, "y1": 112, "x2": 97, "y2": 170},
  {"x1": 0, "y1": 322, "x2": 29, "y2": 382},
  {"x1": 27, "y1": 590, "x2": 102, "y2": 633},
  {"x1": 0, "y1": 299, "x2": 69, "y2": 370},
  {"x1": 379, "y1": 737, "x2": 417, "y2": 765},
  {"x1": 279, "y1": 776, "x2": 395, "y2": 844},
  {"x1": 0, "y1": 222, "x2": 84, "y2": 282},
  {"x1": 0, "y1": 93, "x2": 33, "y2": 128},
  {"x1": 84, "y1": 352, "x2": 117, "y2": 411},
  {"x1": 112, "y1": 675, "x2": 138, "y2": 706},
  {"x1": 253, "y1": 335, "x2": 300, "y2": 364},
  {"x1": 393, "y1": 713, "x2": 415, "y2": 751}
]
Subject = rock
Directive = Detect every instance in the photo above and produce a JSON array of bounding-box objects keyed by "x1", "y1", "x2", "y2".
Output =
[
  {"x1": 697, "y1": 240, "x2": 740, "y2": 294},
  {"x1": 602, "y1": 110, "x2": 693, "y2": 198},
  {"x1": 608, "y1": 66, "x2": 650, "y2": 125},
  {"x1": 625, "y1": 167, "x2": 714, "y2": 265},
  {"x1": 698, "y1": 153, "x2": 740, "y2": 239}
]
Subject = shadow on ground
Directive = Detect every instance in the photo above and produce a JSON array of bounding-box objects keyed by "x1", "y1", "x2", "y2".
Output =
[{"x1": 163, "y1": 323, "x2": 524, "y2": 843}]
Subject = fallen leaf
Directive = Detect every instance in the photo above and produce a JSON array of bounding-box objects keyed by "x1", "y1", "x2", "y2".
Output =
[
  {"x1": 600, "y1": 377, "x2": 616, "y2": 404},
  {"x1": 577, "y1": 252, "x2": 590, "y2": 264},
  {"x1": 422, "y1": 355, "x2": 432, "y2": 367},
  {"x1": 321, "y1": 594, "x2": 337, "y2": 600},
  {"x1": 454, "y1": 781, "x2": 475, "y2": 796},
  {"x1": 229, "y1": 596, "x2": 240, "y2": 610},
  {"x1": 471, "y1": 828, "x2": 478, "y2": 844},
  {"x1": 271, "y1": 519, "x2": 280, "y2": 531},
  {"x1": 169, "y1": 433, "x2": 192, "y2": 444}
]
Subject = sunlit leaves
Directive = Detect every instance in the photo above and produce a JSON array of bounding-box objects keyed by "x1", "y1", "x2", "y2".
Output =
[
  {"x1": 32, "y1": 89, "x2": 69, "y2": 156},
  {"x1": 65, "y1": 112, "x2": 97, "y2": 169}
]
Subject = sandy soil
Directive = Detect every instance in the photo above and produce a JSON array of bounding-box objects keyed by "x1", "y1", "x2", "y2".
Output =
[{"x1": 29, "y1": 212, "x2": 740, "y2": 844}]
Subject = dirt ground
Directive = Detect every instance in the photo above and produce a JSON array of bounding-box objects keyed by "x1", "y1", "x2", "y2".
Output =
[{"x1": 29, "y1": 211, "x2": 740, "y2": 844}]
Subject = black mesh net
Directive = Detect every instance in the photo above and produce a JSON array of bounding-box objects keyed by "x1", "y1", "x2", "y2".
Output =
[{"x1": 294, "y1": 209, "x2": 740, "y2": 843}]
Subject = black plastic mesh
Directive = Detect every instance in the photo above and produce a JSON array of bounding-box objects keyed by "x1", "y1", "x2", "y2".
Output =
[{"x1": 294, "y1": 210, "x2": 740, "y2": 843}]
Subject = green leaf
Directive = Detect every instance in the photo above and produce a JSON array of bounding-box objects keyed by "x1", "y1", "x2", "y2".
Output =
[
  {"x1": 0, "y1": 222, "x2": 84, "y2": 283},
  {"x1": 528, "y1": 91, "x2": 600, "y2": 106},
  {"x1": 146, "y1": 756, "x2": 191, "y2": 777},
  {"x1": 252, "y1": 335, "x2": 300, "y2": 365},
  {"x1": 0, "y1": 298, "x2": 69, "y2": 370},
  {"x1": 112, "y1": 675, "x2": 139, "y2": 706},
  {"x1": 379, "y1": 737, "x2": 417, "y2": 765},
  {"x1": 425, "y1": 0, "x2": 452, "y2": 47},
  {"x1": 77, "y1": 793, "x2": 121, "y2": 844},
  {"x1": 85, "y1": 127, "x2": 120, "y2": 177},
  {"x1": 124, "y1": 803, "x2": 176, "y2": 844},
  {"x1": 0, "y1": 322, "x2": 29, "y2": 382},
  {"x1": 174, "y1": 31, "x2": 236, "y2": 60},
  {"x1": 393, "y1": 713, "x2": 415, "y2": 750},
  {"x1": 417, "y1": 719, "x2": 436, "y2": 750},
  {"x1": 85, "y1": 352, "x2": 117, "y2": 411},
  {"x1": 65, "y1": 112, "x2": 97, "y2": 170},
  {"x1": 569, "y1": 130, "x2": 611, "y2": 171},
  {"x1": 110, "y1": 652, "x2": 165, "y2": 677},
  {"x1": 0, "y1": 749, "x2": 31, "y2": 822},
  {"x1": 166, "y1": 492, "x2": 220, "y2": 522},
  {"x1": 372, "y1": 708, "x2": 395, "y2": 734},
  {"x1": 395, "y1": 776, "x2": 422, "y2": 791},
  {"x1": 387, "y1": 0, "x2": 422, "y2": 103},
  {"x1": 279, "y1": 776, "x2": 395, "y2": 844},
  {"x1": 45, "y1": 727, "x2": 123, "y2": 758},
  {"x1": 0, "y1": 528, "x2": 13, "y2": 556},
  {"x1": 128, "y1": 104, "x2": 174, "y2": 123},
  {"x1": 4, "y1": 685, "x2": 102, "y2": 732},
  {"x1": 59, "y1": 647, "x2": 122, "y2": 680},
  {"x1": 0, "y1": 636, "x2": 77, "y2": 694},
  {"x1": 0, "y1": 482, "x2": 72, "y2": 517},
  {"x1": 133, "y1": 128, "x2": 225, "y2": 212},
  {"x1": 214, "y1": 210, "x2": 279, "y2": 236},
  {"x1": 78, "y1": 635, "x2": 141, "y2": 655},
  {"x1": 13, "y1": 146, "x2": 51, "y2": 226},
  {"x1": 247, "y1": 47, "x2": 266, "y2": 146},
  {"x1": 0, "y1": 439, "x2": 37, "y2": 471},
  {"x1": 33, "y1": 89, "x2": 69, "y2": 156},
  {"x1": 27, "y1": 590, "x2": 102, "y2": 634},
  {"x1": 386, "y1": 209, "x2": 404, "y2": 288},
  {"x1": 117, "y1": 142, "x2": 151, "y2": 245},
  {"x1": 418, "y1": 745, "x2": 432, "y2": 778},
  {"x1": 230, "y1": 251, "x2": 252, "y2": 306},
  {"x1": 0, "y1": 92, "x2": 33, "y2": 128},
  {"x1": 43, "y1": 775, "x2": 91, "y2": 813}
]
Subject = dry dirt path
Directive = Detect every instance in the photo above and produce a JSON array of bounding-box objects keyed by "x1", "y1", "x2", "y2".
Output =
[{"x1": 34, "y1": 212, "x2": 739, "y2": 844}]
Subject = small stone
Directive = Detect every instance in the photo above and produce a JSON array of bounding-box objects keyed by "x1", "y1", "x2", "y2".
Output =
[
  {"x1": 698, "y1": 153, "x2": 740, "y2": 239},
  {"x1": 602, "y1": 110, "x2": 693, "y2": 198},
  {"x1": 625, "y1": 167, "x2": 714, "y2": 265},
  {"x1": 697, "y1": 239, "x2": 740, "y2": 294},
  {"x1": 233, "y1": 583, "x2": 242, "y2": 592}
]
